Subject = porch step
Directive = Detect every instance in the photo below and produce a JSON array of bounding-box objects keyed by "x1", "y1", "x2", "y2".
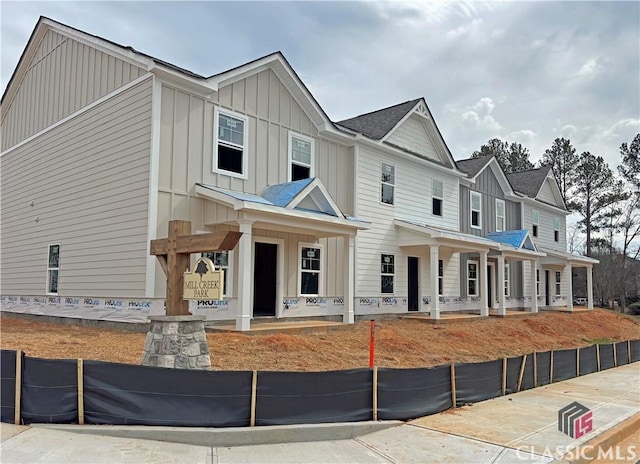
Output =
[
  {"x1": 205, "y1": 320, "x2": 351, "y2": 335},
  {"x1": 402, "y1": 313, "x2": 486, "y2": 324},
  {"x1": 488, "y1": 310, "x2": 537, "y2": 318}
]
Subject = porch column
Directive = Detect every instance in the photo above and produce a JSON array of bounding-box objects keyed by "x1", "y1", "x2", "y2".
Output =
[
  {"x1": 565, "y1": 264, "x2": 573, "y2": 312},
  {"x1": 430, "y1": 245, "x2": 440, "y2": 319},
  {"x1": 497, "y1": 255, "x2": 506, "y2": 316},
  {"x1": 586, "y1": 265, "x2": 593, "y2": 310},
  {"x1": 530, "y1": 259, "x2": 538, "y2": 313},
  {"x1": 479, "y1": 250, "x2": 488, "y2": 317},
  {"x1": 236, "y1": 220, "x2": 254, "y2": 331},
  {"x1": 343, "y1": 234, "x2": 355, "y2": 324}
]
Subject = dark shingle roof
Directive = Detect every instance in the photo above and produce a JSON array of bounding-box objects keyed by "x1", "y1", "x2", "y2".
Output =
[
  {"x1": 335, "y1": 99, "x2": 421, "y2": 140},
  {"x1": 456, "y1": 156, "x2": 493, "y2": 177},
  {"x1": 506, "y1": 166, "x2": 552, "y2": 198}
]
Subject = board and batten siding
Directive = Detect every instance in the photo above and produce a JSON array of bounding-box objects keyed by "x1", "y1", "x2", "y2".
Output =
[
  {"x1": 0, "y1": 78, "x2": 153, "y2": 297},
  {"x1": 355, "y1": 145, "x2": 459, "y2": 298},
  {"x1": 1, "y1": 30, "x2": 146, "y2": 151}
]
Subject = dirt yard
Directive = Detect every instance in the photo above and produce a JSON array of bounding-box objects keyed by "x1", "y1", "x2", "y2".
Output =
[{"x1": 1, "y1": 310, "x2": 638, "y2": 371}]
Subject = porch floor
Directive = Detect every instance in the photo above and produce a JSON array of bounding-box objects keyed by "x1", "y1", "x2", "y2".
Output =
[
  {"x1": 206, "y1": 320, "x2": 350, "y2": 335},
  {"x1": 488, "y1": 309, "x2": 537, "y2": 318},
  {"x1": 403, "y1": 313, "x2": 485, "y2": 324},
  {"x1": 541, "y1": 305, "x2": 591, "y2": 313}
]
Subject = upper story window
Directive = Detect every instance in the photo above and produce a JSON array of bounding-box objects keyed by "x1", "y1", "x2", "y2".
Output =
[
  {"x1": 213, "y1": 108, "x2": 248, "y2": 179},
  {"x1": 381, "y1": 163, "x2": 395, "y2": 205},
  {"x1": 432, "y1": 179, "x2": 443, "y2": 216},
  {"x1": 288, "y1": 132, "x2": 314, "y2": 181},
  {"x1": 299, "y1": 244, "x2": 322, "y2": 296},
  {"x1": 532, "y1": 210, "x2": 539, "y2": 237},
  {"x1": 47, "y1": 244, "x2": 60, "y2": 294},
  {"x1": 381, "y1": 254, "x2": 395, "y2": 294},
  {"x1": 202, "y1": 251, "x2": 230, "y2": 297},
  {"x1": 467, "y1": 261, "x2": 478, "y2": 296},
  {"x1": 496, "y1": 199, "x2": 506, "y2": 232},
  {"x1": 470, "y1": 191, "x2": 482, "y2": 229},
  {"x1": 553, "y1": 217, "x2": 560, "y2": 242}
]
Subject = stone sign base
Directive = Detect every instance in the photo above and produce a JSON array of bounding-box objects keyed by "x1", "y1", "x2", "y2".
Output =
[{"x1": 141, "y1": 315, "x2": 212, "y2": 370}]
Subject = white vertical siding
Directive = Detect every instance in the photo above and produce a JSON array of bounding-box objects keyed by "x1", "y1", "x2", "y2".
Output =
[
  {"x1": 1, "y1": 30, "x2": 146, "y2": 151},
  {"x1": 1, "y1": 78, "x2": 153, "y2": 296}
]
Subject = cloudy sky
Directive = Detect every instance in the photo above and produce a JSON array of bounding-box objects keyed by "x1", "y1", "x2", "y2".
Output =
[{"x1": 2, "y1": 1, "x2": 639, "y2": 171}]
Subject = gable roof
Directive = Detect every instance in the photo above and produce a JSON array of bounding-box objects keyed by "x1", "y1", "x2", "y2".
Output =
[
  {"x1": 335, "y1": 99, "x2": 421, "y2": 140},
  {"x1": 456, "y1": 156, "x2": 493, "y2": 177},
  {"x1": 506, "y1": 166, "x2": 552, "y2": 198},
  {"x1": 486, "y1": 230, "x2": 537, "y2": 252},
  {"x1": 260, "y1": 178, "x2": 315, "y2": 208}
]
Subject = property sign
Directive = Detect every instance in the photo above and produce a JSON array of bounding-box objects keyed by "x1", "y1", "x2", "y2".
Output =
[{"x1": 183, "y1": 257, "x2": 224, "y2": 301}]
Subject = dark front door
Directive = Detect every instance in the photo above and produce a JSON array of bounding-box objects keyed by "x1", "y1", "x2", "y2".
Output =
[
  {"x1": 487, "y1": 265, "x2": 492, "y2": 307},
  {"x1": 253, "y1": 242, "x2": 277, "y2": 317},
  {"x1": 408, "y1": 257, "x2": 419, "y2": 311},
  {"x1": 545, "y1": 270, "x2": 550, "y2": 306}
]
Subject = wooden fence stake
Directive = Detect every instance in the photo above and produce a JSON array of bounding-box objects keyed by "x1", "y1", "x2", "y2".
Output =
[
  {"x1": 14, "y1": 350, "x2": 22, "y2": 425},
  {"x1": 77, "y1": 359, "x2": 84, "y2": 425},
  {"x1": 502, "y1": 358, "x2": 507, "y2": 395},
  {"x1": 516, "y1": 354, "x2": 527, "y2": 392},
  {"x1": 550, "y1": 351, "x2": 554, "y2": 383},
  {"x1": 250, "y1": 370, "x2": 257, "y2": 427},
  {"x1": 373, "y1": 366, "x2": 378, "y2": 421},
  {"x1": 450, "y1": 363, "x2": 457, "y2": 408},
  {"x1": 576, "y1": 348, "x2": 580, "y2": 377},
  {"x1": 533, "y1": 352, "x2": 538, "y2": 387},
  {"x1": 596, "y1": 344, "x2": 601, "y2": 371},
  {"x1": 613, "y1": 343, "x2": 618, "y2": 367}
]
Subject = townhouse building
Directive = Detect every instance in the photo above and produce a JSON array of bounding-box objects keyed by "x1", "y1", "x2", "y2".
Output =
[{"x1": 0, "y1": 17, "x2": 597, "y2": 330}]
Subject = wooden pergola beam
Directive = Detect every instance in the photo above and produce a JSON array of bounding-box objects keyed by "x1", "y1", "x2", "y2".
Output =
[{"x1": 150, "y1": 231, "x2": 242, "y2": 256}]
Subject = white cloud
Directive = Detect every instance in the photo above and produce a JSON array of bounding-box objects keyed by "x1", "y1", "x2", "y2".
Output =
[
  {"x1": 461, "y1": 97, "x2": 502, "y2": 133},
  {"x1": 577, "y1": 57, "x2": 604, "y2": 78},
  {"x1": 446, "y1": 17, "x2": 483, "y2": 39}
]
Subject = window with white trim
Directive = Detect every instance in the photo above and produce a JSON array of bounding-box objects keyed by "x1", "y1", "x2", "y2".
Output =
[
  {"x1": 467, "y1": 261, "x2": 478, "y2": 296},
  {"x1": 432, "y1": 179, "x2": 443, "y2": 216},
  {"x1": 495, "y1": 199, "x2": 505, "y2": 232},
  {"x1": 553, "y1": 217, "x2": 560, "y2": 242},
  {"x1": 504, "y1": 262, "x2": 510, "y2": 297},
  {"x1": 381, "y1": 254, "x2": 395, "y2": 294},
  {"x1": 536, "y1": 269, "x2": 540, "y2": 295},
  {"x1": 470, "y1": 191, "x2": 482, "y2": 229},
  {"x1": 532, "y1": 210, "x2": 539, "y2": 237},
  {"x1": 47, "y1": 244, "x2": 60, "y2": 294},
  {"x1": 299, "y1": 245, "x2": 322, "y2": 296},
  {"x1": 381, "y1": 164, "x2": 395, "y2": 205},
  {"x1": 555, "y1": 271, "x2": 561, "y2": 296},
  {"x1": 202, "y1": 251, "x2": 230, "y2": 297},
  {"x1": 288, "y1": 132, "x2": 314, "y2": 181},
  {"x1": 214, "y1": 108, "x2": 248, "y2": 178},
  {"x1": 438, "y1": 259, "x2": 444, "y2": 295}
]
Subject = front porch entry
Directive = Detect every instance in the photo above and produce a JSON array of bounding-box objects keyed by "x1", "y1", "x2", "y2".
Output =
[{"x1": 253, "y1": 242, "x2": 278, "y2": 317}]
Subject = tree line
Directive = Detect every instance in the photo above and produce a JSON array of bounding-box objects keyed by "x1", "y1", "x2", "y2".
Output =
[{"x1": 470, "y1": 134, "x2": 640, "y2": 311}]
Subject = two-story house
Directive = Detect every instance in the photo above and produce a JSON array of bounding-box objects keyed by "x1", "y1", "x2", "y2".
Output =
[{"x1": 0, "y1": 17, "x2": 597, "y2": 331}]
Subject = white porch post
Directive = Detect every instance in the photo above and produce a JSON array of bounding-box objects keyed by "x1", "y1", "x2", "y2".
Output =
[
  {"x1": 565, "y1": 264, "x2": 573, "y2": 312},
  {"x1": 530, "y1": 259, "x2": 538, "y2": 313},
  {"x1": 343, "y1": 234, "x2": 355, "y2": 324},
  {"x1": 587, "y1": 265, "x2": 594, "y2": 310},
  {"x1": 497, "y1": 255, "x2": 506, "y2": 316},
  {"x1": 430, "y1": 245, "x2": 440, "y2": 319},
  {"x1": 236, "y1": 220, "x2": 254, "y2": 331},
  {"x1": 479, "y1": 251, "x2": 488, "y2": 317}
]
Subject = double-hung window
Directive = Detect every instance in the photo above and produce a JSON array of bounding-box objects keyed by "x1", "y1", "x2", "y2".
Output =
[
  {"x1": 289, "y1": 132, "x2": 314, "y2": 181},
  {"x1": 467, "y1": 261, "x2": 478, "y2": 296},
  {"x1": 553, "y1": 217, "x2": 560, "y2": 242},
  {"x1": 532, "y1": 210, "x2": 539, "y2": 237},
  {"x1": 536, "y1": 269, "x2": 540, "y2": 295},
  {"x1": 504, "y1": 263, "x2": 510, "y2": 297},
  {"x1": 438, "y1": 259, "x2": 444, "y2": 295},
  {"x1": 495, "y1": 199, "x2": 505, "y2": 232},
  {"x1": 202, "y1": 251, "x2": 230, "y2": 297},
  {"x1": 470, "y1": 191, "x2": 482, "y2": 229},
  {"x1": 214, "y1": 108, "x2": 248, "y2": 178},
  {"x1": 381, "y1": 254, "x2": 395, "y2": 294},
  {"x1": 47, "y1": 244, "x2": 60, "y2": 294},
  {"x1": 381, "y1": 163, "x2": 395, "y2": 205},
  {"x1": 432, "y1": 179, "x2": 443, "y2": 216},
  {"x1": 300, "y1": 245, "x2": 322, "y2": 296},
  {"x1": 555, "y1": 271, "x2": 561, "y2": 296}
]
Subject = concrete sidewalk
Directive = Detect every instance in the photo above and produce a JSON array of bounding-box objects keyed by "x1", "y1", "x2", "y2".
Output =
[{"x1": 1, "y1": 363, "x2": 638, "y2": 463}]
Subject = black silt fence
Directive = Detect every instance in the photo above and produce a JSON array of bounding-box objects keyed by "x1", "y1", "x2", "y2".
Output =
[
  {"x1": 505, "y1": 356, "x2": 523, "y2": 394},
  {"x1": 20, "y1": 357, "x2": 77, "y2": 424},
  {"x1": 0, "y1": 350, "x2": 18, "y2": 423},
  {"x1": 83, "y1": 360, "x2": 252, "y2": 427},
  {"x1": 255, "y1": 369, "x2": 372, "y2": 425},
  {"x1": 454, "y1": 359, "x2": 502, "y2": 407},
  {"x1": 536, "y1": 351, "x2": 552, "y2": 387},
  {"x1": 552, "y1": 349, "x2": 577, "y2": 383},
  {"x1": 579, "y1": 345, "x2": 598, "y2": 376},
  {"x1": 615, "y1": 342, "x2": 629, "y2": 366},
  {"x1": 521, "y1": 354, "x2": 535, "y2": 391},
  {"x1": 631, "y1": 340, "x2": 640, "y2": 362},
  {"x1": 599, "y1": 344, "x2": 615, "y2": 370},
  {"x1": 377, "y1": 365, "x2": 452, "y2": 420}
]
